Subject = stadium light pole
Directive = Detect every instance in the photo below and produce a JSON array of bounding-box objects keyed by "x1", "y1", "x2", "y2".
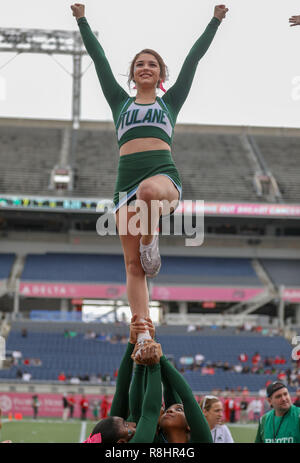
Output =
[{"x1": 0, "y1": 27, "x2": 97, "y2": 157}]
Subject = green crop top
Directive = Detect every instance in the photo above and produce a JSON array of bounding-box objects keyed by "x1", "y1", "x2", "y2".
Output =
[{"x1": 77, "y1": 16, "x2": 221, "y2": 148}]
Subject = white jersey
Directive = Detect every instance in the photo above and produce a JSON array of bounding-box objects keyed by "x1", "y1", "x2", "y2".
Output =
[
  {"x1": 211, "y1": 424, "x2": 234, "y2": 443},
  {"x1": 116, "y1": 98, "x2": 173, "y2": 142}
]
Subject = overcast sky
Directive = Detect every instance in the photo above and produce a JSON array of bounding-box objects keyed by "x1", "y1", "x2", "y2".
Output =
[{"x1": 1, "y1": 0, "x2": 300, "y2": 128}]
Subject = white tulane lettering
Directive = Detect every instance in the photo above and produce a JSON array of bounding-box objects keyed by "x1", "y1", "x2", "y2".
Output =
[{"x1": 117, "y1": 101, "x2": 172, "y2": 140}]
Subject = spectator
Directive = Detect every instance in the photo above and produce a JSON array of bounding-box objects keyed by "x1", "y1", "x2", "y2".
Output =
[
  {"x1": 255, "y1": 381, "x2": 300, "y2": 443},
  {"x1": 21, "y1": 328, "x2": 27, "y2": 338},
  {"x1": 247, "y1": 397, "x2": 262, "y2": 422},
  {"x1": 80, "y1": 395, "x2": 89, "y2": 420},
  {"x1": 67, "y1": 394, "x2": 76, "y2": 419},
  {"x1": 32, "y1": 395, "x2": 40, "y2": 419},
  {"x1": 277, "y1": 371, "x2": 287, "y2": 382},
  {"x1": 12, "y1": 350, "x2": 22, "y2": 366},
  {"x1": 101, "y1": 395, "x2": 109, "y2": 419},
  {"x1": 22, "y1": 371, "x2": 31, "y2": 382},
  {"x1": 252, "y1": 352, "x2": 261, "y2": 366},
  {"x1": 233, "y1": 364, "x2": 243, "y2": 373},
  {"x1": 92, "y1": 399, "x2": 100, "y2": 421},
  {"x1": 62, "y1": 393, "x2": 69, "y2": 421},
  {"x1": 293, "y1": 389, "x2": 300, "y2": 408},
  {"x1": 194, "y1": 353, "x2": 205, "y2": 366},
  {"x1": 58, "y1": 372, "x2": 66, "y2": 382},
  {"x1": 200, "y1": 395, "x2": 234, "y2": 443},
  {"x1": 239, "y1": 397, "x2": 249, "y2": 424},
  {"x1": 228, "y1": 396, "x2": 237, "y2": 423},
  {"x1": 238, "y1": 353, "x2": 248, "y2": 363},
  {"x1": 70, "y1": 375, "x2": 80, "y2": 384},
  {"x1": 242, "y1": 387, "x2": 249, "y2": 396}
]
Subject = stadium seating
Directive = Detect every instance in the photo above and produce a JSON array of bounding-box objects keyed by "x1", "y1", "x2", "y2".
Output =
[
  {"x1": 172, "y1": 132, "x2": 260, "y2": 202},
  {"x1": 254, "y1": 135, "x2": 300, "y2": 202},
  {"x1": 20, "y1": 253, "x2": 262, "y2": 287},
  {"x1": 0, "y1": 326, "x2": 295, "y2": 392},
  {"x1": 1, "y1": 122, "x2": 299, "y2": 204},
  {"x1": 259, "y1": 259, "x2": 300, "y2": 287},
  {"x1": 21, "y1": 253, "x2": 126, "y2": 283},
  {"x1": 0, "y1": 253, "x2": 15, "y2": 279},
  {"x1": 0, "y1": 125, "x2": 62, "y2": 195}
]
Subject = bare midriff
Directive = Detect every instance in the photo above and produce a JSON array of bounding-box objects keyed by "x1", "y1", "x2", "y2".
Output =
[{"x1": 120, "y1": 138, "x2": 170, "y2": 156}]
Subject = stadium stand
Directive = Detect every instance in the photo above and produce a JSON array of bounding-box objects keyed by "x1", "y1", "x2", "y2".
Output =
[
  {"x1": 21, "y1": 253, "x2": 126, "y2": 284},
  {"x1": 74, "y1": 128, "x2": 118, "y2": 197},
  {"x1": 0, "y1": 120, "x2": 299, "y2": 203},
  {"x1": 172, "y1": 132, "x2": 260, "y2": 201},
  {"x1": 0, "y1": 125, "x2": 62, "y2": 195},
  {"x1": 259, "y1": 259, "x2": 300, "y2": 287},
  {"x1": 20, "y1": 253, "x2": 262, "y2": 287},
  {"x1": 254, "y1": 135, "x2": 300, "y2": 202},
  {"x1": 0, "y1": 324, "x2": 296, "y2": 392},
  {"x1": 0, "y1": 254, "x2": 15, "y2": 279}
]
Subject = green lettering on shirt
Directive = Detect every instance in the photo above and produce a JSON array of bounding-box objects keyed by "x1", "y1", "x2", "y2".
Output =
[
  {"x1": 142, "y1": 109, "x2": 153, "y2": 123},
  {"x1": 132, "y1": 109, "x2": 142, "y2": 124}
]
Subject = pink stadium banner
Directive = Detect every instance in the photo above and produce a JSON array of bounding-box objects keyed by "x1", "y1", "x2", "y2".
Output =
[
  {"x1": 0, "y1": 392, "x2": 113, "y2": 419},
  {"x1": 151, "y1": 286, "x2": 264, "y2": 302},
  {"x1": 283, "y1": 288, "x2": 300, "y2": 303},
  {"x1": 19, "y1": 282, "x2": 127, "y2": 299},
  {"x1": 19, "y1": 282, "x2": 300, "y2": 302},
  {"x1": 175, "y1": 202, "x2": 300, "y2": 218}
]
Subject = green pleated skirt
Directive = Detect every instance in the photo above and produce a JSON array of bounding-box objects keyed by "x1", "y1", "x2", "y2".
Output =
[{"x1": 113, "y1": 150, "x2": 182, "y2": 213}]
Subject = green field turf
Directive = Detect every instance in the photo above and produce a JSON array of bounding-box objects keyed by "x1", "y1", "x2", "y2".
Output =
[
  {"x1": 1, "y1": 419, "x2": 259, "y2": 444},
  {"x1": 0, "y1": 419, "x2": 95, "y2": 443}
]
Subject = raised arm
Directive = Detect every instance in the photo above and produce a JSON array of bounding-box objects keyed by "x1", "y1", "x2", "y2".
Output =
[
  {"x1": 128, "y1": 364, "x2": 146, "y2": 423},
  {"x1": 130, "y1": 362, "x2": 162, "y2": 443},
  {"x1": 71, "y1": 3, "x2": 128, "y2": 114},
  {"x1": 160, "y1": 355, "x2": 212, "y2": 443},
  {"x1": 163, "y1": 5, "x2": 228, "y2": 117},
  {"x1": 289, "y1": 15, "x2": 300, "y2": 26},
  {"x1": 109, "y1": 341, "x2": 134, "y2": 419}
]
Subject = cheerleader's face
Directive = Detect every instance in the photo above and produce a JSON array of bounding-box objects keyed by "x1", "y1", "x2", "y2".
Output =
[
  {"x1": 133, "y1": 53, "x2": 161, "y2": 89},
  {"x1": 159, "y1": 403, "x2": 189, "y2": 432}
]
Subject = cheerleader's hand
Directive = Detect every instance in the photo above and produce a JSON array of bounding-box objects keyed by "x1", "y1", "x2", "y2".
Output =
[
  {"x1": 214, "y1": 5, "x2": 229, "y2": 22},
  {"x1": 289, "y1": 15, "x2": 300, "y2": 27},
  {"x1": 71, "y1": 3, "x2": 85, "y2": 19}
]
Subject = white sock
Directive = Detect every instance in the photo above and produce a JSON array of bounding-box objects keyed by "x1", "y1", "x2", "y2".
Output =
[
  {"x1": 140, "y1": 235, "x2": 157, "y2": 250},
  {"x1": 137, "y1": 318, "x2": 151, "y2": 343}
]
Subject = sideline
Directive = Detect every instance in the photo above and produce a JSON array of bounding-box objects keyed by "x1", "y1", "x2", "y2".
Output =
[{"x1": 79, "y1": 420, "x2": 87, "y2": 443}]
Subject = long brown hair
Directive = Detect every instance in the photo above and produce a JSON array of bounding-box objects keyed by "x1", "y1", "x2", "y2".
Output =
[{"x1": 128, "y1": 49, "x2": 168, "y2": 89}]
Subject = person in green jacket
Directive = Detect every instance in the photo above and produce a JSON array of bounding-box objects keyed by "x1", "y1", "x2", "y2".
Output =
[
  {"x1": 255, "y1": 381, "x2": 300, "y2": 443},
  {"x1": 71, "y1": 3, "x2": 228, "y2": 358}
]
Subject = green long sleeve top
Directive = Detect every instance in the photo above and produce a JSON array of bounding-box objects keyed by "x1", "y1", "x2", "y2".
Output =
[
  {"x1": 130, "y1": 363, "x2": 162, "y2": 443},
  {"x1": 159, "y1": 355, "x2": 213, "y2": 443},
  {"x1": 77, "y1": 16, "x2": 221, "y2": 148},
  {"x1": 109, "y1": 342, "x2": 134, "y2": 419},
  {"x1": 128, "y1": 364, "x2": 146, "y2": 423}
]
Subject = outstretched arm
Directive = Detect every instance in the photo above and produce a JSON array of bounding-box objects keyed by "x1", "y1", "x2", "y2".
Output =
[
  {"x1": 130, "y1": 362, "x2": 162, "y2": 443},
  {"x1": 109, "y1": 341, "x2": 134, "y2": 419},
  {"x1": 71, "y1": 3, "x2": 128, "y2": 113},
  {"x1": 163, "y1": 5, "x2": 228, "y2": 117},
  {"x1": 160, "y1": 355, "x2": 212, "y2": 443},
  {"x1": 289, "y1": 15, "x2": 300, "y2": 27}
]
